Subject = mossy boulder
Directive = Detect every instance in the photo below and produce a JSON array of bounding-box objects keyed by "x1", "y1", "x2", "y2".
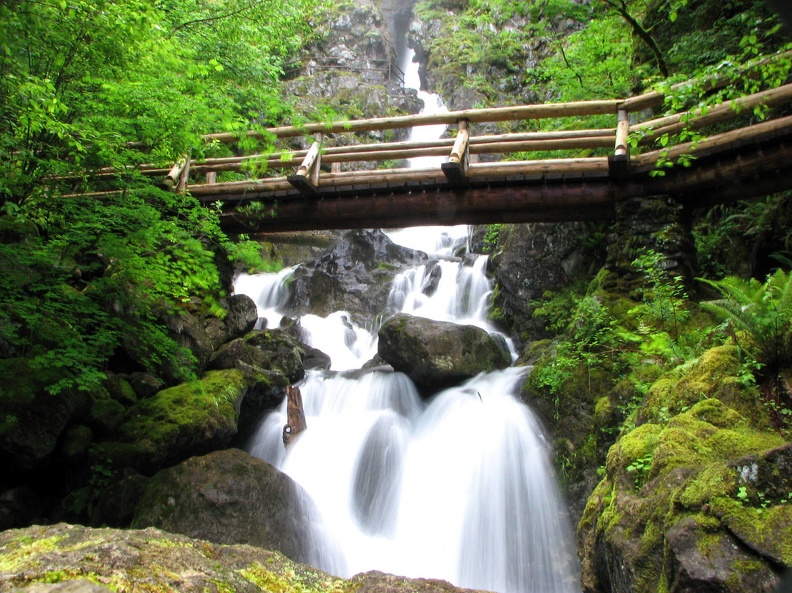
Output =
[
  {"x1": 132, "y1": 448, "x2": 316, "y2": 563},
  {"x1": 378, "y1": 313, "x2": 510, "y2": 395},
  {"x1": 96, "y1": 369, "x2": 247, "y2": 474},
  {"x1": 578, "y1": 345, "x2": 790, "y2": 593},
  {"x1": 208, "y1": 329, "x2": 305, "y2": 385},
  {"x1": 0, "y1": 523, "x2": 490, "y2": 593}
]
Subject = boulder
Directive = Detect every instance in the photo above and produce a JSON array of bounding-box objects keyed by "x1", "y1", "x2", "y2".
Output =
[
  {"x1": 0, "y1": 358, "x2": 88, "y2": 476},
  {"x1": 90, "y1": 470, "x2": 149, "y2": 528},
  {"x1": 289, "y1": 229, "x2": 427, "y2": 320},
  {"x1": 577, "y1": 346, "x2": 790, "y2": 593},
  {"x1": 166, "y1": 310, "x2": 214, "y2": 373},
  {"x1": 96, "y1": 369, "x2": 247, "y2": 474},
  {"x1": 0, "y1": 523, "x2": 491, "y2": 593},
  {"x1": 132, "y1": 449, "x2": 314, "y2": 563},
  {"x1": 377, "y1": 313, "x2": 510, "y2": 395},
  {"x1": 224, "y1": 293, "x2": 259, "y2": 340},
  {"x1": 208, "y1": 329, "x2": 305, "y2": 384}
]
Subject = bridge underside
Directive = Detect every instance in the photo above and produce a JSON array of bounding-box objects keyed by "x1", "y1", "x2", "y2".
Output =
[{"x1": 218, "y1": 133, "x2": 792, "y2": 234}]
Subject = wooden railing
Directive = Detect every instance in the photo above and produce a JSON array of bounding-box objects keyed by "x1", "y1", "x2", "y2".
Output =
[
  {"x1": 73, "y1": 51, "x2": 792, "y2": 210},
  {"x1": 174, "y1": 77, "x2": 792, "y2": 202}
]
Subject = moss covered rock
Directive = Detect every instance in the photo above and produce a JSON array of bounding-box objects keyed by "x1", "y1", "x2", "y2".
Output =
[
  {"x1": 96, "y1": 369, "x2": 247, "y2": 474},
  {"x1": 208, "y1": 329, "x2": 305, "y2": 385},
  {"x1": 0, "y1": 523, "x2": 490, "y2": 593},
  {"x1": 578, "y1": 345, "x2": 790, "y2": 593}
]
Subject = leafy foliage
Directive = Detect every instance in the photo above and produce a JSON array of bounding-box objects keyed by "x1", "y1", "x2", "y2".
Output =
[
  {"x1": 0, "y1": 0, "x2": 318, "y2": 392},
  {"x1": 700, "y1": 269, "x2": 792, "y2": 377}
]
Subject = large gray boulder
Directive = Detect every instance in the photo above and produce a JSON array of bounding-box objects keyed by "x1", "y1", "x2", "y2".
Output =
[
  {"x1": 377, "y1": 313, "x2": 510, "y2": 395},
  {"x1": 132, "y1": 448, "x2": 315, "y2": 563}
]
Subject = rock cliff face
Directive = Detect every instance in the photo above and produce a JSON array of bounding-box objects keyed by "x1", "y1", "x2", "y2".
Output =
[{"x1": 283, "y1": 0, "x2": 420, "y2": 156}]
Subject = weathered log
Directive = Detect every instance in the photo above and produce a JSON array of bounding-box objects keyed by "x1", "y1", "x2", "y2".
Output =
[
  {"x1": 201, "y1": 100, "x2": 623, "y2": 144},
  {"x1": 176, "y1": 157, "x2": 191, "y2": 194},
  {"x1": 288, "y1": 134, "x2": 322, "y2": 197},
  {"x1": 283, "y1": 385, "x2": 307, "y2": 448},
  {"x1": 609, "y1": 108, "x2": 631, "y2": 178},
  {"x1": 631, "y1": 113, "x2": 792, "y2": 173},
  {"x1": 165, "y1": 155, "x2": 189, "y2": 188},
  {"x1": 443, "y1": 120, "x2": 470, "y2": 186}
]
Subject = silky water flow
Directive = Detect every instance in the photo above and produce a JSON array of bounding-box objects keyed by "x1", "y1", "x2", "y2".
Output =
[{"x1": 236, "y1": 227, "x2": 581, "y2": 593}]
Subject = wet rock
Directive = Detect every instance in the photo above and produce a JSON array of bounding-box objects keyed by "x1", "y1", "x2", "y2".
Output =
[
  {"x1": 377, "y1": 313, "x2": 510, "y2": 395},
  {"x1": 208, "y1": 329, "x2": 305, "y2": 384},
  {"x1": 0, "y1": 358, "x2": 88, "y2": 476},
  {"x1": 165, "y1": 310, "x2": 214, "y2": 374},
  {"x1": 225, "y1": 293, "x2": 259, "y2": 340},
  {"x1": 666, "y1": 516, "x2": 777, "y2": 593},
  {"x1": 90, "y1": 470, "x2": 149, "y2": 528},
  {"x1": 57, "y1": 424, "x2": 93, "y2": 465},
  {"x1": 103, "y1": 373, "x2": 137, "y2": 407},
  {"x1": 489, "y1": 222, "x2": 602, "y2": 343},
  {"x1": 289, "y1": 229, "x2": 427, "y2": 321},
  {"x1": 132, "y1": 449, "x2": 316, "y2": 563},
  {"x1": 128, "y1": 372, "x2": 162, "y2": 399},
  {"x1": 0, "y1": 485, "x2": 44, "y2": 531}
]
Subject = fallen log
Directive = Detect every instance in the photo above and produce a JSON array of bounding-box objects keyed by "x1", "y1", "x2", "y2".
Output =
[{"x1": 283, "y1": 385, "x2": 307, "y2": 447}]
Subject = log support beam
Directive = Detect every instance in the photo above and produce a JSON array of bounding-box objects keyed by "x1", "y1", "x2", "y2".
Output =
[
  {"x1": 288, "y1": 133, "x2": 323, "y2": 197},
  {"x1": 442, "y1": 120, "x2": 470, "y2": 187}
]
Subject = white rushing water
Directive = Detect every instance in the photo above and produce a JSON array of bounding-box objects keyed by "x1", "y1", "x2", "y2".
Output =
[
  {"x1": 236, "y1": 232, "x2": 580, "y2": 592},
  {"x1": 234, "y1": 40, "x2": 580, "y2": 593}
]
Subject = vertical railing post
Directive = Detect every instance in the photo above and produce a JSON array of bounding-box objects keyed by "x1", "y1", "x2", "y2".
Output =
[
  {"x1": 609, "y1": 107, "x2": 630, "y2": 178},
  {"x1": 288, "y1": 132, "x2": 323, "y2": 197},
  {"x1": 442, "y1": 119, "x2": 471, "y2": 187}
]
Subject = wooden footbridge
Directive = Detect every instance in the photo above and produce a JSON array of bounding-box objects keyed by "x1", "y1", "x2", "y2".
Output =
[{"x1": 123, "y1": 56, "x2": 792, "y2": 232}]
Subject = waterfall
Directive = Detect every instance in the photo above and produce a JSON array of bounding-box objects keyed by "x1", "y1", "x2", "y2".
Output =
[
  {"x1": 234, "y1": 26, "x2": 580, "y2": 593},
  {"x1": 236, "y1": 226, "x2": 579, "y2": 592}
]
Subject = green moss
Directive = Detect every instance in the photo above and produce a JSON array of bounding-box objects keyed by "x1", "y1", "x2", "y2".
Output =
[
  {"x1": 0, "y1": 534, "x2": 65, "y2": 572},
  {"x1": 710, "y1": 498, "x2": 792, "y2": 565},
  {"x1": 607, "y1": 423, "x2": 662, "y2": 476},
  {"x1": 120, "y1": 369, "x2": 245, "y2": 444},
  {"x1": 239, "y1": 562, "x2": 351, "y2": 593},
  {"x1": 678, "y1": 463, "x2": 736, "y2": 509}
]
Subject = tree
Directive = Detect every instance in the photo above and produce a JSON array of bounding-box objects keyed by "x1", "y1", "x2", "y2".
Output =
[{"x1": 0, "y1": 0, "x2": 318, "y2": 392}]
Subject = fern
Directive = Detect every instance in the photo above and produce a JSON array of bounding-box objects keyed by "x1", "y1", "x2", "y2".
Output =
[{"x1": 699, "y1": 269, "x2": 792, "y2": 375}]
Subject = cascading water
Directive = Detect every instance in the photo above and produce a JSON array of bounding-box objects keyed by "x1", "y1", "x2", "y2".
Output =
[
  {"x1": 235, "y1": 23, "x2": 581, "y2": 593},
  {"x1": 238, "y1": 226, "x2": 580, "y2": 593}
]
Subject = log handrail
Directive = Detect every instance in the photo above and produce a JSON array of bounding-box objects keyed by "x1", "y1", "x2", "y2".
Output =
[{"x1": 60, "y1": 51, "x2": 792, "y2": 204}]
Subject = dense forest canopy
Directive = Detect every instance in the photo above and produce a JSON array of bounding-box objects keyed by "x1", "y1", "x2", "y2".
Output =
[{"x1": 0, "y1": 0, "x2": 789, "y2": 396}]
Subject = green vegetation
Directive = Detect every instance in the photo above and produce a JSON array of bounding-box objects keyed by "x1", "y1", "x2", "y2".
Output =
[{"x1": 0, "y1": 0, "x2": 319, "y2": 392}]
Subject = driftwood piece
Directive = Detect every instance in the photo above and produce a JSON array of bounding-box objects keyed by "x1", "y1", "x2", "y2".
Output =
[{"x1": 283, "y1": 385, "x2": 307, "y2": 447}]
